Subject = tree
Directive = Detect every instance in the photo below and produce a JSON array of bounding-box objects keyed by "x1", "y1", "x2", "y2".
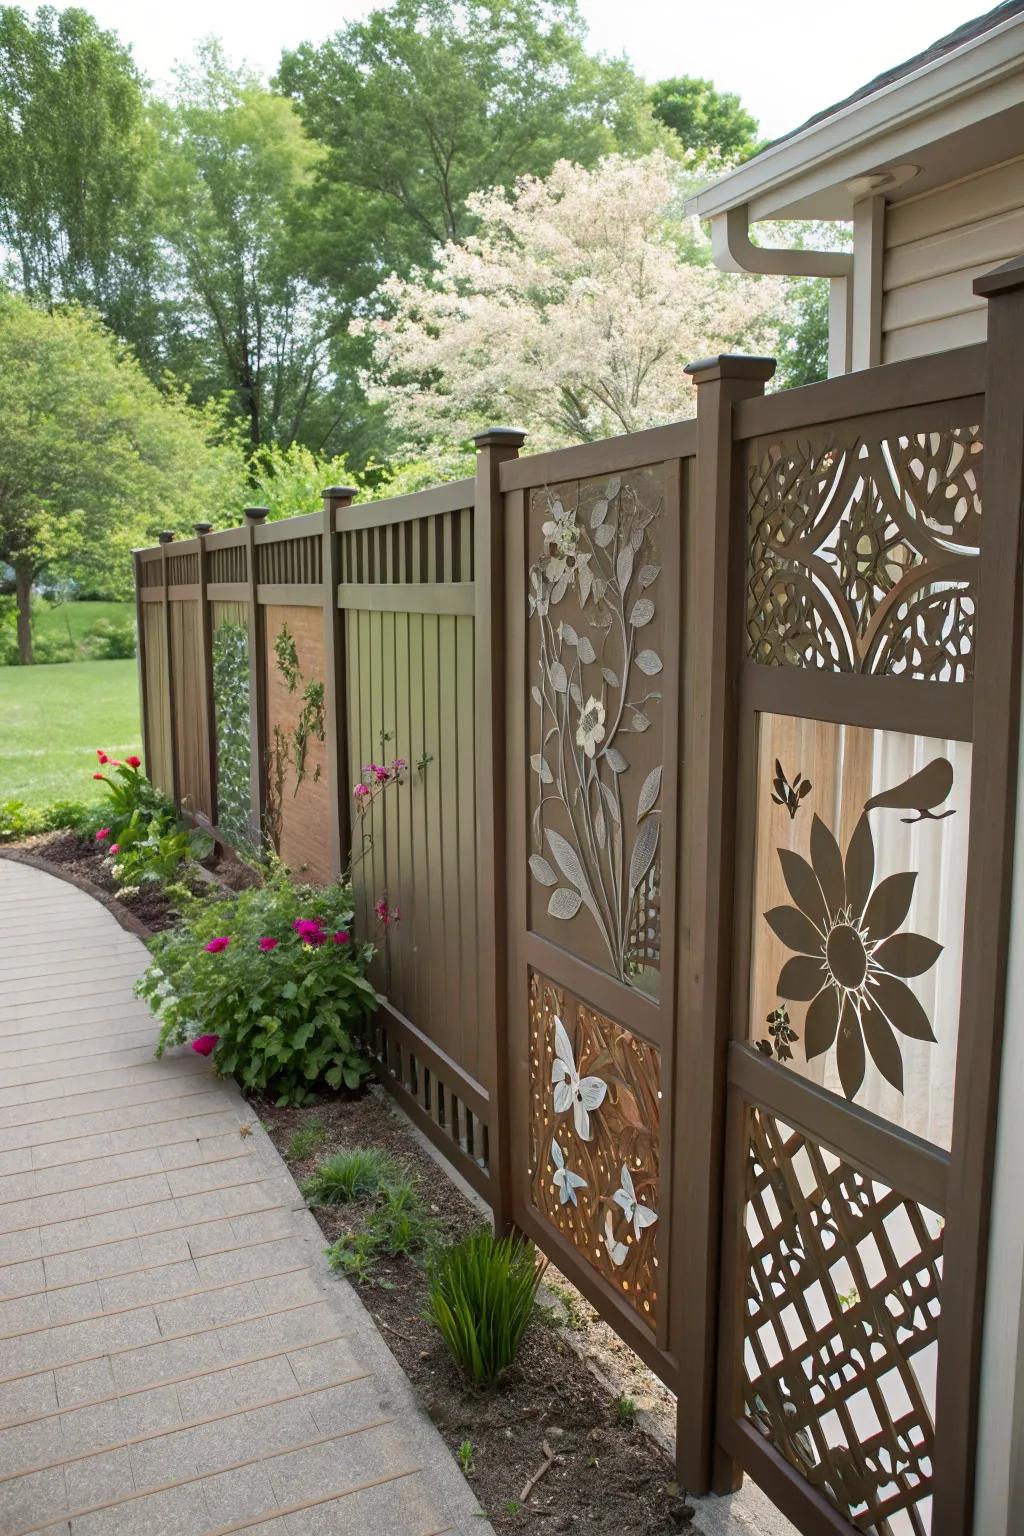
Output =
[
  {"x1": 649, "y1": 76, "x2": 762, "y2": 164},
  {"x1": 355, "y1": 152, "x2": 785, "y2": 450},
  {"x1": 0, "y1": 5, "x2": 161, "y2": 358},
  {"x1": 278, "y1": 0, "x2": 667, "y2": 299},
  {"x1": 0, "y1": 294, "x2": 244, "y2": 662},
  {"x1": 152, "y1": 43, "x2": 332, "y2": 453}
]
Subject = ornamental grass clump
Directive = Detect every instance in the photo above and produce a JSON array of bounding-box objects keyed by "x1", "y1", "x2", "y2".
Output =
[
  {"x1": 426, "y1": 1228, "x2": 543, "y2": 1388},
  {"x1": 301, "y1": 1145, "x2": 397, "y2": 1205},
  {"x1": 138, "y1": 868, "x2": 378, "y2": 1105}
]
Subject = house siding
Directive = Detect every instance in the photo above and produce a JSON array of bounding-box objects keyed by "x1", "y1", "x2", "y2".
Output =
[{"x1": 881, "y1": 154, "x2": 1024, "y2": 362}]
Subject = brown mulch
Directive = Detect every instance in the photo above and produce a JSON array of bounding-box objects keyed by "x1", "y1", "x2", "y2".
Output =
[{"x1": 258, "y1": 1090, "x2": 693, "y2": 1534}]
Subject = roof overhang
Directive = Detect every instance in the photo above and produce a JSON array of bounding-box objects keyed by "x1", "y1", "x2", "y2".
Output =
[{"x1": 685, "y1": 8, "x2": 1024, "y2": 223}]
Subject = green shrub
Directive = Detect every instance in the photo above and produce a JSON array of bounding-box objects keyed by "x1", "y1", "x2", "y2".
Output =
[
  {"x1": 0, "y1": 798, "x2": 90, "y2": 842},
  {"x1": 138, "y1": 868, "x2": 377, "y2": 1105},
  {"x1": 301, "y1": 1145, "x2": 397, "y2": 1204},
  {"x1": 426, "y1": 1228, "x2": 542, "y2": 1387},
  {"x1": 31, "y1": 630, "x2": 76, "y2": 664},
  {"x1": 285, "y1": 1117, "x2": 329, "y2": 1161},
  {"x1": 85, "y1": 616, "x2": 136, "y2": 659}
]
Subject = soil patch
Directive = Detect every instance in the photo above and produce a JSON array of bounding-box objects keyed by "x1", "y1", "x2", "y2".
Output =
[{"x1": 258, "y1": 1089, "x2": 692, "y2": 1534}]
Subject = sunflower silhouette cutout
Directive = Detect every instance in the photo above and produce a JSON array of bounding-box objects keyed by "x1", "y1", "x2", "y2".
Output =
[{"x1": 766, "y1": 769, "x2": 950, "y2": 1100}]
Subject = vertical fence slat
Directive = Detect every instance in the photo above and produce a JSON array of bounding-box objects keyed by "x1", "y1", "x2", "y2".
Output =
[
  {"x1": 158, "y1": 531, "x2": 180, "y2": 805},
  {"x1": 194, "y1": 523, "x2": 217, "y2": 827},
  {"x1": 244, "y1": 508, "x2": 269, "y2": 844},
  {"x1": 133, "y1": 550, "x2": 151, "y2": 777}
]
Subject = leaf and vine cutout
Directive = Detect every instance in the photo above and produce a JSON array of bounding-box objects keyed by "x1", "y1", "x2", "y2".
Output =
[{"x1": 527, "y1": 472, "x2": 664, "y2": 991}]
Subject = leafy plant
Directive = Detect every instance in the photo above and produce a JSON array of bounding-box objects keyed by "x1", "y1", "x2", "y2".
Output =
[
  {"x1": 273, "y1": 623, "x2": 301, "y2": 692},
  {"x1": 457, "y1": 1440, "x2": 475, "y2": 1474},
  {"x1": 301, "y1": 1145, "x2": 397, "y2": 1204},
  {"x1": 111, "y1": 811, "x2": 212, "y2": 888},
  {"x1": 426, "y1": 1228, "x2": 543, "y2": 1388},
  {"x1": 614, "y1": 1394, "x2": 636, "y2": 1425},
  {"x1": 285, "y1": 1117, "x2": 329, "y2": 1162},
  {"x1": 85, "y1": 616, "x2": 136, "y2": 659},
  {"x1": 88, "y1": 751, "x2": 171, "y2": 840},
  {"x1": 138, "y1": 868, "x2": 377, "y2": 1105},
  {"x1": 0, "y1": 798, "x2": 88, "y2": 842}
]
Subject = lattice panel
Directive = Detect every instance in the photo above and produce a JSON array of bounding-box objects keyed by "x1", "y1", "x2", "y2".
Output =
[
  {"x1": 209, "y1": 543, "x2": 247, "y2": 584},
  {"x1": 339, "y1": 507, "x2": 474, "y2": 584},
  {"x1": 167, "y1": 551, "x2": 199, "y2": 585},
  {"x1": 742, "y1": 1107, "x2": 942, "y2": 1533},
  {"x1": 256, "y1": 534, "x2": 322, "y2": 585},
  {"x1": 528, "y1": 972, "x2": 660, "y2": 1327},
  {"x1": 746, "y1": 423, "x2": 981, "y2": 679}
]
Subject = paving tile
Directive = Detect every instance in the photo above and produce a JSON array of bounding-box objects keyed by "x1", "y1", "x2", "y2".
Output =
[
  {"x1": 0, "y1": 1463, "x2": 68, "y2": 1535},
  {"x1": 0, "y1": 1367, "x2": 59, "y2": 1423},
  {"x1": 69, "y1": 1479, "x2": 212, "y2": 1536},
  {"x1": 202, "y1": 1462, "x2": 278, "y2": 1524},
  {"x1": 63, "y1": 1446, "x2": 135, "y2": 1510},
  {"x1": 282, "y1": 1475, "x2": 449, "y2": 1536}
]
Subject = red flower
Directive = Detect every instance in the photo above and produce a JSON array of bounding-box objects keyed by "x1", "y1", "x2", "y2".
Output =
[
  {"x1": 191, "y1": 1034, "x2": 219, "y2": 1056},
  {"x1": 125, "y1": 755, "x2": 141, "y2": 769},
  {"x1": 93, "y1": 772, "x2": 104, "y2": 780},
  {"x1": 204, "y1": 936, "x2": 231, "y2": 953},
  {"x1": 333, "y1": 930, "x2": 350, "y2": 945},
  {"x1": 96, "y1": 750, "x2": 108, "y2": 764},
  {"x1": 258, "y1": 937, "x2": 279, "y2": 951},
  {"x1": 95, "y1": 828, "x2": 110, "y2": 841},
  {"x1": 109, "y1": 843, "x2": 120, "y2": 855},
  {"x1": 292, "y1": 918, "x2": 324, "y2": 939}
]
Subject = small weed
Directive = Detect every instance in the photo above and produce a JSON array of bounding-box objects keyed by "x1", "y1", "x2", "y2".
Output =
[
  {"x1": 285, "y1": 1117, "x2": 328, "y2": 1162},
  {"x1": 614, "y1": 1394, "x2": 636, "y2": 1426},
  {"x1": 502, "y1": 1499, "x2": 521, "y2": 1515},
  {"x1": 369, "y1": 1179, "x2": 433, "y2": 1257},
  {"x1": 544, "y1": 1280, "x2": 590, "y2": 1331},
  {"x1": 457, "y1": 1439, "x2": 475, "y2": 1474},
  {"x1": 300, "y1": 1146, "x2": 397, "y2": 1205},
  {"x1": 325, "y1": 1230, "x2": 379, "y2": 1282}
]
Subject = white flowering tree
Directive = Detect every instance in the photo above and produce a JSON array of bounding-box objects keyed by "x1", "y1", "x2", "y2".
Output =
[{"x1": 354, "y1": 151, "x2": 786, "y2": 450}]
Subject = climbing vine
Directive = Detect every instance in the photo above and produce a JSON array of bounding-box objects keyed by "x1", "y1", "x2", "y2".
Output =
[
  {"x1": 211, "y1": 619, "x2": 253, "y2": 849},
  {"x1": 265, "y1": 622, "x2": 327, "y2": 853}
]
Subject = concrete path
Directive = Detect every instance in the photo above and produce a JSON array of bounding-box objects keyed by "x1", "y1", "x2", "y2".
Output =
[{"x1": 0, "y1": 858, "x2": 492, "y2": 1536}]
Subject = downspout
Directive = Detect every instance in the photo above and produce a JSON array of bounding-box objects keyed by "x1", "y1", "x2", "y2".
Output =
[{"x1": 710, "y1": 204, "x2": 855, "y2": 376}]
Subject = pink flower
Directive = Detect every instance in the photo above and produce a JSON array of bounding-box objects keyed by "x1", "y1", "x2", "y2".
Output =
[
  {"x1": 125, "y1": 755, "x2": 141, "y2": 769},
  {"x1": 93, "y1": 772, "x2": 104, "y2": 780},
  {"x1": 258, "y1": 937, "x2": 279, "y2": 951},
  {"x1": 96, "y1": 750, "x2": 108, "y2": 764},
  {"x1": 109, "y1": 843, "x2": 120, "y2": 854},
  {"x1": 292, "y1": 918, "x2": 324, "y2": 939},
  {"x1": 373, "y1": 766, "x2": 389, "y2": 784},
  {"x1": 333, "y1": 930, "x2": 350, "y2": 945},
  {"x1": 391, "y1": 758, "x2": 407, "y2": 774},
  {"x1": 95, "y1": 828, "x2": 110, "y2": 841},
  {"x1": 204, "y1": 936, "x2": 231, "y2": 953},
  {"x1": 109, "y1": 760, "x2": 121, "y2": 767},
  {"x1": 353, "y1": 783, "x2": 370, "y2": 799},
  {"x1": 304, "y1": 930, "x2": 327, "y2": 947},
  {"x1": 191, "y1": 1034, "x2": 219, "y2": 1056},
  {"x1": 374, "y1": 899, "x2": 400, "y2": 927}
]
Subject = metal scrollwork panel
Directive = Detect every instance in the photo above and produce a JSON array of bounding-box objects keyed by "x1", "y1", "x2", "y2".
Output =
[
  {"x1": 526, "y1": 467, "x2": 665, "y2": 995},
  {"x1": 749, "y1": 715, "x2": 971, "y2": 1151},
  {"x1": 742, "y1": 1107, "x2": 941, "y2": 1536},
  {"x1": 746, "y1": 421, "x2": 982, "y2": 679},
  {"x1": 528, "y1": 972, "x2": 660, "y2": 1328}
]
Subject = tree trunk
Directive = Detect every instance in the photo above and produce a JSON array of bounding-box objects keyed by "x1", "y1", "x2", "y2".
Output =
[{"x1": 14, "y1": 562, "x2": 34, "y2": 665}]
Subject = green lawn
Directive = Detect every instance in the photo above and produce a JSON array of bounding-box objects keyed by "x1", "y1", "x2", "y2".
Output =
[
  {"x1": 32, "y1": 599, "x2": 133, "y2": 649},
  {"x1": 0, "y1": 658, "x2": 141, "y2": 806}
]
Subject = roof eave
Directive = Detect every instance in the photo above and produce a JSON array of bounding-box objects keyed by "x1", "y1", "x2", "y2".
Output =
[{"x1": 685, "y1": 9, "x2": 1024, "y2": 221}]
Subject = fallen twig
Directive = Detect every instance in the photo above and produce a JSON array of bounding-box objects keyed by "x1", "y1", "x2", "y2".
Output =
[
  {"x1": 520, "y1": 1438, "x2": 557, "y2": 1503},
  {"x1": 372, "y1": 1313, "x2": 416, "y2": 1344}
]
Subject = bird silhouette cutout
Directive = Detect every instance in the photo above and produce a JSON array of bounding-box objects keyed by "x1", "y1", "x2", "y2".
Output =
[{"x1": 864, "y1": 757, "x2": 955, "y2": 823}]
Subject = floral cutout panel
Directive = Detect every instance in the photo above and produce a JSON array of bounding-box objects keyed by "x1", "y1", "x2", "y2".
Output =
[
  {"x1": 746, "y1": 419, "x2": 981, "y2": 679},
  {"x1": 742, "y1": 1107, "x2": 942, "y2": 1535},
  {"x1": 749, "y1": 715, "x2": 972, "y2": 1151},
  {"x1": 526, "y1": 468, "x2": 666, "y2": 996},
  {"x1": 528, "y1": 972, "x2": 660, "y2": 1328}
]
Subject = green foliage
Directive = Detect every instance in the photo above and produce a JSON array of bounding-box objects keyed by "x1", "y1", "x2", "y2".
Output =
[
  {"x1": 249, "y1": 442, "x2": 355, "y2": 520},
  {"x1": 649, "y1": 76, "x2": 762, "y2": 164},
  {"x1": 110, "y1": 809, "x2": 212, "y2": 889},
  {"x1": 83, "y1": 615, "x2": 136, "y2": 659},
  {"x1": 29, "y1": 630, "x2": 76, "y2": 665},
  {"x1": 0, "y1": 4, "x2": 158, "y2": 353},
  {"x1": 774, "y1": 275, "x2": 831, "y2": 389},
  {"x1": 284, "y1": 1117, "x2": 328, "y2": 1161},
  {"x1": 614, "y1": 1394, "x2": 636, "y2": 1425},
  {"x1": 90, "y1": 757, "x2": 169, "y2": 840},
  {"x1": 457, "y1": 1440, "x2": 475, "y2": 1474},
  {"x1": 323, "y1": 1165, "x2": 434, "y2": 1281},
  {"x1": 138, "y1": 869, "x2": 377, "y2": 1105},
  {"x1": 273, "y1": 625, "x2": 300, "y2": 692},
  {"x1": 0, "y1": 292, "x2": 245, "y2": 660},
  {"x1": 426, "y1": 1228, "x2": 542, "y2": 1388},
  {"x1": 211, "y1": 620, "x2": 252, "y2": 849},
  {"x1": 0, "y1": 797, "x2": 87, "y2": 843},
  {"x1": 301, "y1": 1145, "x2": 397, "y2": 1204}
]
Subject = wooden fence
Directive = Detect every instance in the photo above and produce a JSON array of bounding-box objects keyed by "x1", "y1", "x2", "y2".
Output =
[{"x1": 133, "y1": 256, "x2": 1024, "y2": 1536}]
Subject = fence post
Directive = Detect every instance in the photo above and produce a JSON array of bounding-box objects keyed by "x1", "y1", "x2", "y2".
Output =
[
  {"x1": 243, "y1": 507, "x2": 269, "y2": 847},
  {"x1": 673, "y1": 354, "x2": 775, "y2": 1495},
  {"x1": 933, "y1": 257, "x2": 1024, "y2": 1534},
  {"x1": 193, "y1": 522, "x2": 217, "y2": 830},
  {"x1": 322, "y1": 486, "x2": 357, "y2": 878},
  {"x1": 132, "y1": 549, "x2": 151, "y2": 777},
  {"x1": 474, "y1": 426, "x2": 527, "y2": 1235},
  {"x1": 158, "y1": 530, "x2": 180, "y2": 807}
]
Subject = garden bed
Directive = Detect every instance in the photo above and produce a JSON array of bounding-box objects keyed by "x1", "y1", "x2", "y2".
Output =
[{"x1": 259, "y1": 1089, "x2": 692, "y2": 1534}]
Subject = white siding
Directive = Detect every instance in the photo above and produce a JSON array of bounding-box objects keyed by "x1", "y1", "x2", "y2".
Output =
[{"x1": 881, "y1": 155, "x2": 1024, "y2": 363}]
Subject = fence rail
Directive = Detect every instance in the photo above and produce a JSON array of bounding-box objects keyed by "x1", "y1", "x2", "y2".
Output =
[{"x1": 134, "y1": 263, "x2": 1024, "y2": 1536}]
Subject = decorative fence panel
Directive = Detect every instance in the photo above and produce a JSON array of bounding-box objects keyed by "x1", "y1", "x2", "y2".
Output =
[{"x1": 132, "y1": 257, "x2": 1024, "y2": 1536}]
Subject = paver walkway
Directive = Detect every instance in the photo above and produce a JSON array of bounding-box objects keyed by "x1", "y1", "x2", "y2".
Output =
[{"x1": 0, "y1": 859, "x2": 492, "y2": 1536}]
